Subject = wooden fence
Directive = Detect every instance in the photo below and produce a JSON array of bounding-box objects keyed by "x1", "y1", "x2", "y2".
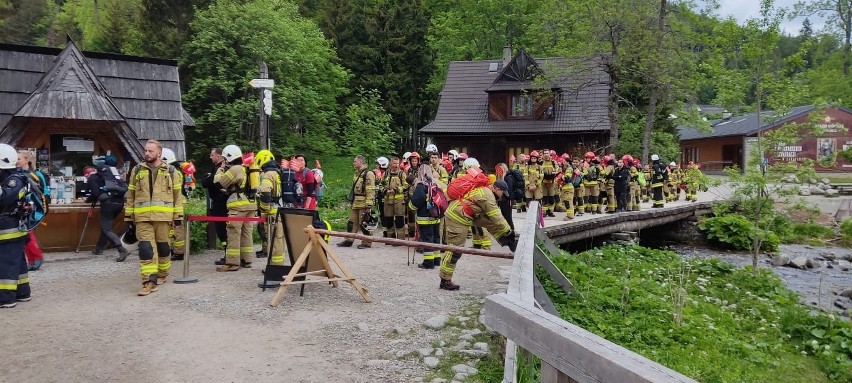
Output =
[{"x1": 481, "y1": 201, "x2": 698, "y2": 383}]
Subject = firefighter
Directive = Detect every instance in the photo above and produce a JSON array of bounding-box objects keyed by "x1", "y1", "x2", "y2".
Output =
[
  {"x1": 582, "y1": 152, "x2": 601, "y2": 213},
  {"x1": 0, "y1": 145, "x2": 30, "y2": 308},
  {"x1": 427, "y1": 145, "x2": 449, "y2": 187},
  {"x1": 125, "y1": 140, "x2": 184, "y2": 295},
  {"x1": 161, "y1": 148, "x2": 188, "y2": 262},
  {"x1": 404, "y1": 151, "x2": 423, "y2": 238},
  {"x1": 381, "y1": 156, "x2": 407, "y2": 241},
  {"x1": 450, "y1": 152, "x2": 468, "y2": 181},
  {"x1": 651, "y1": 154, "x2": 667, "y2": 208},
  {"x1": 375, "y1": 157, "x2": 389, "y2": 237},
  {"x1": 559, "y1": 154, "x2": 576, "y2": 220},
  {"x1": 626, "y1": 156, "x2": 642, "y2": 211},
  {"x1": 514, "y1": 154, "x2": 528, "y2": 212},
  {"x1": 539, "y1": 150, "x2": 559, "y2": 217},
  {"x1": 571, "y1": 158, "x2": 585, "y2": 216},
  {"x1": 666, "y1": 162, "x2": 680, "y2": 202},
  {"x1": 255, "y1": 150, "x2": 287, "y2": 266},
  {"x1": 601, "y1": 155, "x2": 617, "y2": 213},
  {"x1": 213, "y1": 144, "x2": 256, "y2": 271},
  {"x1": 440, "y1": 162, "x2": 516, "y2": 290},
  {"x1": 409, "y1": 165, "x2": 440, "y2": 269},
  {"x1": 525, "y1": 151, "x2": 543, "y2": 211},
  {"x1": 464, "y1": 158, "x2": 492, "y2": 250},
  {"x1": 684, "y1": 161, "x2": 702, "y2": 202},
  {"x1": 85, "y1": 155, "x2": 130, "y2": 261},
  {"x1": 642, "y1": 163, "x2": 652, "y2": 203},
  {"x1": 338, "y1": 155, "x2": 376, "y2": 249}
]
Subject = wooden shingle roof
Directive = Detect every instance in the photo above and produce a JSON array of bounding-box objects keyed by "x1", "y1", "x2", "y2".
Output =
[
  {"x1": 0, "y1": 42, "x2": 190, "y2": 160},
  {"x1": 421, "y1": 53, "x2": 611, "y2": 135}
]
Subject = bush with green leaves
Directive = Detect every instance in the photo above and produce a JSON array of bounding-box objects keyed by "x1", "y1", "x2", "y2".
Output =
[
  {"x1": 699, "y1": 214, "x2": 780, "y2": 252},
  {"x1": 539, "y1": 245, "x2": 852, "y2": 383},
  {"x1": 840, "y1": 218, "x2": 852, "y2": 247}
]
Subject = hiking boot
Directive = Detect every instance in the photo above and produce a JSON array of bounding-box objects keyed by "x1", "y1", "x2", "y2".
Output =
[
  {"x1": 216, "y1": 264, "x2": 240, "y2": 272},
  {"x1": 116, "y1": 247, "x2": 130, "y2": 262},
  {"x1": 137, "y1": 282, "x2": 158, "y2": 296},
  {"x1": 481, "y1": 246, "x2": 491, "y2": 251},
  {"x1": 214, "y1": 257, "x2": 227, "y2": 265},
  {"x1": 0, "y1": 301, "x2": 16, "y2": 308},
  {"x1": 157, "y1": 276, "x2": 168, "y2": 285},
  {"x1": 240, "y1": 260, "x2": 252, "y2": 268},
  {"x1": 255, "y1": 250, "x2": 267, "y2": 259},
  {"x1": 170, "y1": 253, "x2": 184, "y2": 261},
  {"x1": 16, "y1": 295, "x2": 31, "y2": 302},
  {"x1": 356, "y1": 243, "x2": 371, "y2": 249},
  {"x1": 439, "y1": 279, "x2": 460, "y2": 291},
  {"x1": 563, "y1": 215, "x2": 574, "y2": 221},
  {"x1": 337, "y1": 241, "x2": 353, "y2": 248},
  {"x1": 92, "y1": 247, "x2": 103, "y2": 255},
  {"x1": 418, "y1": 260, "x2": 434, "y2": 269}
]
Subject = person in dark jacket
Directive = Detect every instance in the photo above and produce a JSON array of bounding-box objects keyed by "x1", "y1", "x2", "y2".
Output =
[
  {"x1": 408, "y1": 165, "x2": 441, "y2": 269},
  {"x1": 612, "y1": 158, "x2": 631, "y2": 213},
  {"x1": 86, "y1": 155, "x2": 131, "y2": 261},
  {"x1": 494, "y1": 163, "x2": 515, "y2": 232},
  {"x1": 202, "y1": 148, "x2": 230, "y2": 265},
  {"x1": 490, "y1": 180, "x2": 514, "y2": 233}
]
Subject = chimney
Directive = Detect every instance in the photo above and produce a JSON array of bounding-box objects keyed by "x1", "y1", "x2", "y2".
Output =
[{"x1": 503, "y1": 46, "x2": 512, "y2": 66}]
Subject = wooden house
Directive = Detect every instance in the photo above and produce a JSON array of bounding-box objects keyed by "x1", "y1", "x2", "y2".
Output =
[{"x1": 420, "y1": 48, "x2": 612, "y2": 168}]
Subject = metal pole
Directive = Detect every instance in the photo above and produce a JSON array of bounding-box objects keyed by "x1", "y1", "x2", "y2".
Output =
[
  {"x1": 174, "y1": 219, "x2": 198, "y2": 284},
  {"x1": 259, "y1": 61, "x2": 269, "y2": 150}
]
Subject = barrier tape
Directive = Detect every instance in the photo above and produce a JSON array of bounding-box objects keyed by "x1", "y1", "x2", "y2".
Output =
[{"x1": 186, "y1": 215, "x2": 265, "y2": 223}]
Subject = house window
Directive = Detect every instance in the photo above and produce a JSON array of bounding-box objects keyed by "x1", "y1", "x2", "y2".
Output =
[{"x1": 511, "y1": 93, "x2": 534, "y2": 117}]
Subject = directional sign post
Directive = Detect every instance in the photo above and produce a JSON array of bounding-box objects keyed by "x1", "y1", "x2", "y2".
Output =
[
  {"x1": 252, "y1": 62, "x2": 275, "y2": 149},
  {"x1": 249, "y1": 78, "x2": 275, "y2": 88}
]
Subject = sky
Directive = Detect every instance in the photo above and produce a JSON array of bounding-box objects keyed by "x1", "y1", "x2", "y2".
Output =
[{"x1": 714, "y1": 0, "x2": 827, "y2": 36}]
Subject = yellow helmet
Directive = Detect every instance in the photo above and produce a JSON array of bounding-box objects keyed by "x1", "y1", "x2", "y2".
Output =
[{"x1": 255, "y1": 149, "x2": 275, "y2": 167}]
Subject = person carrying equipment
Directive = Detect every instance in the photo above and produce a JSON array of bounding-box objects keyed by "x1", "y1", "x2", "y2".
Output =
[
  {"x1": 462, "y1": 158, "x2": 492, "y2": 250},
  {"x1": 539, "y1": 150, "x2": 559, "y2": 217},
  {"x1": 582, "y1": 152, "x2": 601, "y2": 214},
  {"x1": 560, "y1": 156, "x2": 577, "y2": 220},
  {"x1": 85, "y1": 154, "x2": 131, "y2": 262},
  {"x1": 601, "y1": 155, "x2": 617, "y2": 213},
  {"x1": 213, "y1": 144, "x2": 256, "y2": 271},
  {"x1": 338, "y1": 155, "x2": 376, "y2": 249},
  {"x1": 0, "y1": 145, "x2": 32, "y2": 308},
  {"x1": 684, "y1": 161, "x2": 702, "y2": 202},
  {"x1": 650, "y1": 154, "x2": 667, "y2": 208},
  {"x1": 125, "y1": 140, "x2": 184, "y2": 295},
  {"x1": 409, "y1": 165, "x2": 441, "y2": 269},
  {"x1": 380, "y1": 156, "x2": 407, "y2": 242},
  {"x1": 161, "y1": 148, "x2": 188, "y2": 262},
  {"x1": 404, "y1": 151, "x2": 423, "y2": 239},
  {"x1": 255, "y1": 150, "x2": 287, "y2": 266}
]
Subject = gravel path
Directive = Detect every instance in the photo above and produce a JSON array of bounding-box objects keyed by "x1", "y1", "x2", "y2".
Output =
[{"x1": 1, "y1": 241, "x2": 512, "y2": 383}]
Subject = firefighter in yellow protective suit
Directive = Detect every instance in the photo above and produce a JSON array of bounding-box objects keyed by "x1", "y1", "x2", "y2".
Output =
[
  {"x1": 683, "y1": 161, "x2": 703, "y2": 202},
  {"x1": 255, "y1": 150, "x2": 287, "y2": 266},
  {"x1": 441, "y1": 165, "x2": 515, "y2": 290},
  {"x1": 666, "y1": 162, "x2": 682, "y2": 202},
  {"x1": 338, "y1": 155, "x2": 376, "y2": 249},
  {"x1": 515, "y1": 154, "x2": 528, "y2": 212},
  {"x1": 625, "y1": 156, "x2": 641, "y2": 211},
  {"x1": 381, "y1": 156, "x2": 407, "y2": 240},
  {"x1": 559, "y1": 155, "x2": 576, "y2": 220},
  {"x1": 582, "y1": 152, "x2": 601, "y2": 213},
  {"x1": 125, "y1": 140, "x2": 184, "y2": 296},
  {"x1": 161, "y1": 148, "x2": 187, "y2": 262},
  {"x1": 214, "y1": 145, "x2": 256, "y2": 271},
  {"x1": 539, "y1": 150, "x2": 559, "y2": 217},
  {"x1": 524, "y1": 151, "x2": 543, "y2": 210},
  {"x1": 599, "y1": 155, "x2": 616, "y2": 213},
  {"x1": 461, "y1": 158, "x2": 492, "y2": 250},
  {"x1": 642, "y1": 163, "x2": 652, "y2": 202},
  {"x1": 570, "y1": 158, "x2": 585, "y2": 216}
]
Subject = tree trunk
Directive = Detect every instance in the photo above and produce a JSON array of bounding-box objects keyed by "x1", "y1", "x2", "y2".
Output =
[
  {"x1": 607, "y1": 59, "x2": 619, "y2": 152},
  {"x1": 642, "y1": 0, "x2": 667, "y2": 164},
  {"x1": 844, "y1": 2, "x2": 852, "y2": 76},
  {"x1": 752, "y1": 79, "x2": 763, "y2": 275}
]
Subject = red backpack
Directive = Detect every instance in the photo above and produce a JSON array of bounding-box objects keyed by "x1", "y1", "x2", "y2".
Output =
[
  {"x1": 427, "y1": 183, "x2": 449, "y2": 218},
  {"x1": 447, "y1": 167, "x2": 489, "y2": 201}
]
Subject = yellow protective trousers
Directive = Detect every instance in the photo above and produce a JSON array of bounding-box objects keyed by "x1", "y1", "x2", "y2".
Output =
[
  {"x1": 226, "y1": 210, "x2": 256, "y2": 265},
  {"x1": 137, "y1": 221, "x2": 171, "y2": 284}
]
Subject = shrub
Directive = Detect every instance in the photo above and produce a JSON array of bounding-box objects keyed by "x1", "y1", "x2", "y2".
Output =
[
  {"x1": 840, "y1": 218, "x2": 852, "y2": 247},
  {"x1": 699, "y1": 214, "x2": 779, "y2": 252},
  {"x1": 783, "y1": 222, "x2": 835, "y2": 245}
]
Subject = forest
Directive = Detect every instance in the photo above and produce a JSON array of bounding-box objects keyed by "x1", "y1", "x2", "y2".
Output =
[{"x1": 2, "y1": 0, "x2": 852, "y2": 162}]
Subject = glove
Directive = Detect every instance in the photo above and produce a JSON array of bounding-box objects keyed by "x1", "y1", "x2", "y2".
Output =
[
  {"x1": 498, "y1": 235, "x2": 518, "y2": 252},
  {"x1": 174, "y1": 220, "x2": 182, "y2": 226}
]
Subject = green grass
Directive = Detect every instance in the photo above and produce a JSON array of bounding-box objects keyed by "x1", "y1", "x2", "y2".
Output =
[
  {"x1": 538, "y1": 245, "x2": 852, "y2": 383},
  {"x1": 827, "y1": 176, "x2": 852, "y2": 184},
  {"x1": 315, "y1": 156, "x2": 355, "y2": 231}
]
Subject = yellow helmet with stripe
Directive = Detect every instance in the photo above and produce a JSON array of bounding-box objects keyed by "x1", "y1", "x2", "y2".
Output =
[{"x1": 255, "y1": 149, "x2": 275, "y2": 167}]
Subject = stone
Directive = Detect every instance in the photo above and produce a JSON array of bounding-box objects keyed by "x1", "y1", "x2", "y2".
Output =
[
  {"x1": 395, "y1": 350, "x2": 407, "y2": 358},
  {"x1": 357, "y1": 322, "x2": 370, "y2": 332},
  {"x1": 459, "y1": 334, "x2": 474, "y2": 341},
  {"x1": 430, "y1": 378, "x2": 446, "y2": 383},
  {"x1": 806, "y1": 259, "x2": 821, "y2": 269},
  {"x1": 771, "y1": 254, "x2": 791, "y2": 267},
  {"x1": 473, "y1": 342, "x2": 489, "y2": 352},
  {"x1": 840, "y1": 289, "x2": 852, "y2": 298},
  {"x1": 457, "y1": 316, "x2": 470, "y2": 322},
  {"x1": 809, "y1": 178, "x2": 818, "y2": 184},
  {"x1": 424, "y1": 357, "x2": 440, "y2": 369},
  {"x1": 822, "y1": 177, "x2": 831, "y2": 185},
  {"x1": 824, "y1": 253, "x2": 837, "y2": 261},
  {"x1": 835, "y1": 299, "x2": 850, "y2": 310},
  {"x1": 461, "y1": 329, "x2": 482, "y2": 336},
  {"x1": 810, "y1": 186, "x2": 826, "y2": 195},
  {"x1": 452, "y1": 364, "x2": 478, "y2": 375},
  {"x1": 459, "y1": 350, "x2": 488, "y2": 358},
  {"x1": 826, "y1": 189, "x2": 840, "y2": 197},
  {"x1": 817, "y1": 182, "x2": 827, "y2": 190},
  {"x1": 790, "y1": 256, "x2": 809, "y2": 269},
  {"x1": 454, "y1": 373, "x2": 468, "y2": 380},
  {"x1": 435, "y1": 348, "x2": 444, "y2": 357},
  {"x1": 366, "y1": 359, "x2": 391, "y2": 367},
  {"x1": 417, "y1": 348, "x2": 433, "y2": 357},
  {"x1": 453, "y1": 341, "x2": 470, "y2": 351},
  {"x1": 424, "y1": 315, "x2": 449, "y2": 329},
  {"x1": 799, "y1": 186, "x2": 812, "y2": 196}
]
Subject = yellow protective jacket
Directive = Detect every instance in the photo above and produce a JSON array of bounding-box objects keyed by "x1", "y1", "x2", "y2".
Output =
[
  {"x1": 525, "y1": 164, "x2": 542, "y2": 190},
  {"x1": 381, "y1": 169, "x2": 406, "y2": 204},
  {"x1": 258, "y1": 167, "x2": 281, "y2": 215},
  {"x1": 444, "y1": 186, "x2": 510, "y2": 239},
  {"x1": 352, "y1": 166, "x2": 376, "y2": 209},
  {"x1": 214, "y1": 164, "x2": 254, "y2": 212},
  {"x1": 600, "y1": 164, "x2": 614, "y2": 187},
  {"x1": 540, "y1": 160, "x2": 558, "y2": 184},
  {"x1": 431, "y1": 163, "x2": 449, "y2": 189},
  {"x1": 583, "y1": 163, "x2": 600, "y2": 186},
  {"x1": 125, "y1": 162, "x2": 183, "y2": 222}
]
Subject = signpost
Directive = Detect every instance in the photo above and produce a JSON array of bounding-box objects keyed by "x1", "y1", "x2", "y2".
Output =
[{"x1": 251, "y1": 62, "x2": 274, "y2": 149}]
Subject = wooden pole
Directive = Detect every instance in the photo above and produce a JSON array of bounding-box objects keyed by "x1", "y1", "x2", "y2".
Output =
[
  {"x1": 258, "y1": 61, "x2": 269, "y2": 149},
  {"x1": 310, "y1": 228, "x2": 514, "y2": 259}
]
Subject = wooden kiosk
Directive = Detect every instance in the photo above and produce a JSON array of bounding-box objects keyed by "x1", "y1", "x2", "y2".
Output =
[{"x1": 0, "y1": 41, "x2": 193, "y2": 252}]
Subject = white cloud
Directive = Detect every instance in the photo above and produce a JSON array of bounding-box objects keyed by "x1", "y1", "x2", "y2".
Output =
[{"x1": 713, "y1": 0, "x2": 827, "y2": 35}]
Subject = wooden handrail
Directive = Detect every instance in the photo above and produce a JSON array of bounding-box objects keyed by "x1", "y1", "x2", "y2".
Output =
[{"x1": 310, "y1": 228, "x2": 514, "y2": 259}]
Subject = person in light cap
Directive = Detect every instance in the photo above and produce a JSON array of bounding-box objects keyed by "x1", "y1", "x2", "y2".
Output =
[{"x1": 650, "y1": 154, "x2": 666, "y2": 208}]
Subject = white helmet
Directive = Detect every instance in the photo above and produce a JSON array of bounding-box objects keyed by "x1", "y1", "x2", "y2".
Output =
[
  {"x1": 463, "y1": 157, "x2": 480, "y2": 169},
  {"x1": 223, "y1": 145, "x2": 242, "y2": 163},
  {"x1": 403, "y1": 152, "x2": 411, "y2": 161},
  {"x1": 669, "y1": 162, "x2": 677, "y2": 167},
  {"x1": 426, "y1": 144, "x2": 438, "y2": 154},
  {"x1": 448, "y1": 149, "x2": 459, "y2": 158},
  {"x1": 162, "y1": 148, "x2": 177, "y2": 164},
  {"x1": 651, "y1": 154, "x2": 659, "y2": 161},
  {"x1": 120, "y1": 229, "x2": 138, "y2": 251},
  {"x1": 0, "y1": 144, "x2": 17, "y2": 169},
  {"x1": 376, "y1": 156, "x2": 389, "y2": 169}
]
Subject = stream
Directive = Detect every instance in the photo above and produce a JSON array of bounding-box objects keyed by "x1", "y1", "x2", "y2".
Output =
[{"x1": 670, "y1": 244, "x2": 852, "y2": 318}]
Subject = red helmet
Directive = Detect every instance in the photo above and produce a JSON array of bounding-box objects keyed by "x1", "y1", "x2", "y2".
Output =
[
  {"x1": 457, "y1": 152, "x2": 469, "y2": 160},
  {"x1": 509, "y1": 155, "x2": 516, "y2": 162},
  {"x1": 530, "y1": 150, "x2": 540, "y2": 158},
  {"x1": 409, "y1": 152, "x2": 421, "y2": 159},
  {"x1": 622, "y1": 155, "x2": 634, "y2": 164},
  {"x1": 549, "y1": 150, "x2": 557, "y2": 157},
  {"x1": 561, "y1": 153, "x2": 570, "y2": 160},
  {"x1": 584, "y1": 151, "x2": 595, "y2": 159}
]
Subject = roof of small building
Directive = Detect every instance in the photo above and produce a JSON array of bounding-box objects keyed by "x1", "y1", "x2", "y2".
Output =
[
  {"x1": 678, "y1": 105, "x2": 817, "y2": 141},
  {"x1": 420, "y1": 51, "x2": 611, "y2": 135},
  {"x1": 0, "y1": 42, "x2": 191, "y2": 159}
]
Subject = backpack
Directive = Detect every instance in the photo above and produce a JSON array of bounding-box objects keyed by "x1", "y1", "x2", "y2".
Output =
[
  {"x1": 279, "y1": 168, "x2": 297, "y2": 204},
  {"x1": 426, "y1": 182, "x2": 449, "y2": 218},
  {"x1": 585, "y1": 164, "x2": 599, "y2": 181},
  {"x1": 99, "y1": 166, "x2": 128, "y2": 199},
  {"x1": 637, "y1": 170, "x2": 647, "y2": 187},
  {"x1": 311, "y1": 168, "x2": 326, "y2": 202},
  {"x1": 9, "y1": 172, "x2": 48, "y2": 232},
  {"x1": 506, "y1": 169, "x2": 525, "y2": 202},
  {"x1": 447, "y1": 168, "x2": 489, "y2": 201}
]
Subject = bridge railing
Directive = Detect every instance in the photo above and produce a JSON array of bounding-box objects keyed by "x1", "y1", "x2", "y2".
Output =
[{"x1": 482, "y1": 201, "x2": 698, "y2": 383}]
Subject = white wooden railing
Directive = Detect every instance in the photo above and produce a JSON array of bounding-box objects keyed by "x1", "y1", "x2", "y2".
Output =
[{"x1": 482, "y1": 201, "x2": 698, "y2": 383}]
